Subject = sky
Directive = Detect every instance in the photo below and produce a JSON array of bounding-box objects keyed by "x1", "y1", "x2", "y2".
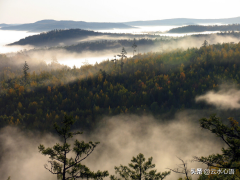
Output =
[{"x1": 1, "y1": 0, "x2": 240, "y2": 24}]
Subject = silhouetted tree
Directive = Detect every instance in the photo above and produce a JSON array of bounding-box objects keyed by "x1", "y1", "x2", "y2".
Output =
[
  {"x1": 193, "y1": 114, "x2": 240, "y2": 179},
  {"x1": 117, "y1": 47, "x2": 127, "y2": 73},
  {"x1": 202, "y1": 40, "x2": 208, "y2": 47},
  {"x1": 167, "y1": 157, "x2": 191, "y2": 180},
  {"x1": 22, "y1": 61, "x2": 29, "y2": 82},
  {"x1": 110, "y1": 153, "x2": 170, "y2": 180},
  {"x1": 132, "y1": 38, "x2": 137, "y2": 56},
  {"x1": 38, "y1": 115, "x2": 109, "y2": 180},
  {"x1": 111, "y1": 55, "x2": 117, "y2": 69}
]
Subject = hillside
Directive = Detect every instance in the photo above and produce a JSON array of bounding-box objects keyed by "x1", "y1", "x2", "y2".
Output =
[
  {"x1": 168, "y1": 24, "x2": 240, "y2": 33},
  {"x1": 16, "y1": 31, "x2": 240, "y2": 56},
  {"x1": 0, "y1": 19, "x2": 135, "y2": 32},
  {"x1": 1, "y1": 42, "x2": 240, "y2": 132},
  {"x1": 7, "y1": 28, "x2": 160, "y2": 47}
]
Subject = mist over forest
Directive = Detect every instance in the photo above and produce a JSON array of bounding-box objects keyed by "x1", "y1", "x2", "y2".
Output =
[{"x1": 1, "y1": 18, "x2": 240, "y2": 180}]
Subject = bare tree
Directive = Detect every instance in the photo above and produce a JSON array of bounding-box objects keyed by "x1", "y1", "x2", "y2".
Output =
[{"x1": 167, "y1": 157, "x2": 191, "y2": 180}]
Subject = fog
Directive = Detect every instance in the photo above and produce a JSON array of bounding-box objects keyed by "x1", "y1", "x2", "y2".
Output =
[
  {"x1": 4, "y1": 32, "x2": 237, "y2": 70},
  {"x1": 196, "y1": 83, "x2": 240, "y2": 110},
  {"x1": 0, "y1": 109, "x2": 226, "y2": 180},
  {"x1": 1, "y1": 25, "x2": 239, "y2": 180},
  {"x1": 0, "y1": 30, "x2": 37, "y2": 53}
]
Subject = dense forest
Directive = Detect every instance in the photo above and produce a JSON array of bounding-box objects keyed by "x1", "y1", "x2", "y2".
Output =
[
  {"x1": 8, "y1": 31, "x2": 240, "y2": 60},
  {"x1": 1, "y1": 42, "x2": 240, "y2": 133},
  {"x1": 2, "y1": 40, "x2": 240, "y2": 180},
  {"x1": 168, "y1": 24, "x2": 240, "y2": 33},
  {"x1": 7, "y1": 29, "x2": 160, "y2": 47}
]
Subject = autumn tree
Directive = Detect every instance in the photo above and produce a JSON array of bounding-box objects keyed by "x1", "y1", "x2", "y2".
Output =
[
  {"x1": 22, "y1": 61, "x2": 29, "y2": 82},
  {"x1": 110, "y1": 153, "x2": 170, "y2": 180},
  {"x1": 38, "y1": 115, "x2": 109, "y2": 180}
]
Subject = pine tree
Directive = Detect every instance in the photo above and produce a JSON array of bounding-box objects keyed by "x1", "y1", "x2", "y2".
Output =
[
  {"x1": 193, "y1": 114, "x2": 240, "y2": 179},
  {"x1": 110, "y1": 153, "x2": 170, "y2": 180},
  {"x1": 22, "y1": 61, "x2": 29, "y2": 82},
  {"x1": 117, "y1": 47, "x2": 127, "y2": 74},
  {"x1": 202, "y1": 40, "x2": 208, "y2": 47},
  {"x1": 132, "y1": 38, "x2": 137, "y2": 56},
  {"x1": 38, "y1": 115, "x2": 109, "y2": 180}
]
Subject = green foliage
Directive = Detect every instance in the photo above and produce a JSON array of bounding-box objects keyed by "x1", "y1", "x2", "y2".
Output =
[
  {"x1": 38, "y1": 115, "x2": 109, "y2": 180},
  {"x1": 2, "y1": 42, "x2": 240, "y2": 131},
  {"x1": 194, "y1": 114, "x2": 240, "y2": 180},
  {"x1": 111, "y1": 153, "x2": 170, "y2": 180}
]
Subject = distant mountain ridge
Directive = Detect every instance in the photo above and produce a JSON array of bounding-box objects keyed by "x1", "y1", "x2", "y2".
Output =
[
  {"x1": 0, "y1": 23, "x2": 20, "y2": 28},
  {"x1": 0, "y1": 19, "x2": 136, "y2": 32},
  {"x1": 123, "y1": 17, "x2": 240, "y2": 26},
  {"x1": 2, "y1": 17, "x2": 240, "y2": 33}
]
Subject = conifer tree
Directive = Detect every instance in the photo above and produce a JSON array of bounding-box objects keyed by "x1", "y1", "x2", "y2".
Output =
[
  {"x1": 110, "y1": 153, "x2": 170, "y2": 180},
  {"x1": 22, "y1": 61, "x2": 29, "y2": 82},
  {"x1": 117, "y1": 47, "x2": 127, "y2": 74},
  {"x1": 202, "y1": 40, "x2": 208, "y2": 47},
  {"x1": 132, "y1": 38, "x2": 137, "y2": 56},
  {"x1": 38, "y1": 115, "x2": 109, "y2": 180},
  {"x1": 193, "y1": 114, "x2": 240, "y2": 179}
]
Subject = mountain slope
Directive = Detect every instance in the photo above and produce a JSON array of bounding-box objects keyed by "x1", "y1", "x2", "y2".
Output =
[{"x1": 0, "y1": 19, "x2": 136, "y2": 32}]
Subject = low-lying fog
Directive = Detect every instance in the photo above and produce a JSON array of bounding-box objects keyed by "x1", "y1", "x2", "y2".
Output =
[
  {"x1": 0, "y1": 109, "x2": 226, "y2": 180},
  {"x1": 1, "y1": 24, "x2": 240, "y2": 69},
  {"x1": 20, "y1": 33, "x2": 240, "y2": 69}
]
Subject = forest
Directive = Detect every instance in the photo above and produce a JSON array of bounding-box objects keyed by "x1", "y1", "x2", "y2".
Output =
[
  {"x1": 1, "y1": 41, "x2": 240, "y2": 130},
  {"x1": 168, "y1": 24, "x2": 240, "y2": 33},
  {"x1": 7, "y1": 29, "x2": 159, "y2": 47},
  {"x1": 1, "y1": 40, "x2": 240, "y2": 180}
]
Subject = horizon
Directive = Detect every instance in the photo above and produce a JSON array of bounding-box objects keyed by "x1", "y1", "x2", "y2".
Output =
[{"x1": 1, "y1": 16, "x2": 240, "y2": 25}]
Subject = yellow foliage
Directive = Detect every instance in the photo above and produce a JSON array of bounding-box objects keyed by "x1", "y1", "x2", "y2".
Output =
[
  {"x1": 103, "y1": 79, "x2": 108, "y2": 87},
  {"x1": 30, "y1": 81, "x2": 37, "y2": 87},
  {"x1": 47, "y1": 86, "x2": 51, "y2": 93},
  {"x1": 163, "y1": 74, "x2": 169, "y2": 81},
  {"x1": 15, "y1": 119, "x2": 20, "y2": 125},
  {"x1": 95, "y1": 106, "x2": 100, "y2": 112},
  {"x1": 18, "y1": 102, "x2": 23, "y2": 109},
  {"x1": 98, "y1": 74, "x2": 103, "y2": 82},
  {"x1": 8, "y1": 88, "x2": 15, "y2": 95},
  {"x1": 180, "y1": 72, "x2": 186, "y2": 79},
  {"x1": 55, "y1": 115, "x2": 59, "y2": 120},
  {"x1": 14, "y1": 83, "x2": 20, "y2": 89},
  {"x1": 19, "y1": 86, "x2": 24, "y2": 94}
]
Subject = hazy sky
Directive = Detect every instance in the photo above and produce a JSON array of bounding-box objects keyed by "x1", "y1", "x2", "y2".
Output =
[{"x1": 1, "y1": 0, "x2": 240, "y2": 24}]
